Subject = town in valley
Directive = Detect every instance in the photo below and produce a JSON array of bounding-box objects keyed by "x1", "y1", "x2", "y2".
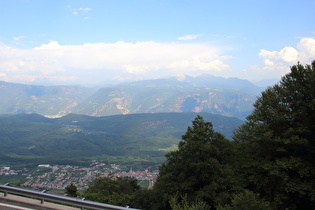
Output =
[{"x1": 0, "y1": 161, "x2": 157, "y2": 191}]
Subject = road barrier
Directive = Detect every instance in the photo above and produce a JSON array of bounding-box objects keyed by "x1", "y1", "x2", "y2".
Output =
[{"x1": 0, "y1": 184, "x2": 136, "y2": 210}]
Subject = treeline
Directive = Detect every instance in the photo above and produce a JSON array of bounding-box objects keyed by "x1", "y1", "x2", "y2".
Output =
[{"x1": 73, "y1": 61, "x2": 315, "y2": 210}]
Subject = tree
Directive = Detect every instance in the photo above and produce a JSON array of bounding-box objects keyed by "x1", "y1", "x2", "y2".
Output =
[
  {"x1": 233, "y1": 60, "x2": 315, "y2": 209},
  {"x1": 82, "y1": 176, "x2": 141, "y2": 207},
  {"x1": 217, "y1": 190, "x2": 272, "y2": 210},
  {"x1": 152, "y1": 115, "x2": 236, "y2": 209},
  {"x1": 170, "y1": 194, "x2": 210, "y2": 210},
  {"x1": 65, "y1": 182, "x2": 78, "y2": 197}
]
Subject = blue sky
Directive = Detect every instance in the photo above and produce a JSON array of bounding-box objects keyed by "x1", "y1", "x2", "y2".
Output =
[{"x1": 0, "y1": 0, "x2": 314, "y2": 85}]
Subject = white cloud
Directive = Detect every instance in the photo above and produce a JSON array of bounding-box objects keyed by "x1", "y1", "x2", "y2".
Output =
[
  {"x1": 297, "y1": 37, "x2": 315, "y2": 62},
  {"x1": 168, "y1": 54, "x2": 228, "y2": 71},
  {"x1": 78, "y1": 8, "x2": 92, "y2": 11},
  {"x1": 0, "y1": 41, "x2": 229, "y2": 83},
  {"x1": 178, "y1": 34, "x2": 201, "y2": 41},
  {"x1": 259, "y1": 37, "x2": 315, "y2": 64},
  {"x1": 258, "y1": 37, "x2": 315, "y2": 76},
  {"x1": 13, "y1": 35, "x2": 25, "y2": 41},
  {"x1": 263, "y1": 59, "x2": 274, "y2": 66},
  {"x1": 71, "y1": 7, "x2": 92, "y2": 17},
  {"x1": 259, "y1": 47, "x2": 299, "y2": 63},
  {"x1": 123, "y1": 64, "x2": 149, "y2": 74}
]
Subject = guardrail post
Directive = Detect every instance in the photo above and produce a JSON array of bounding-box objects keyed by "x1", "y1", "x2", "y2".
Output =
[
  {"x1": 3, "y1": 183, "x2": 9, "y2": 196},
  {"x1": 40, "y1": 189, "x2": 46, "y2": 204}
]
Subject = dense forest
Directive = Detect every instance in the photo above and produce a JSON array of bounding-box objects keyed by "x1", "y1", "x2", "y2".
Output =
[
  {"x1": 0, "y1": 112, "x2": 242, "y2": 171},
  {"x1": 74, "y1": 60, "x2": 315, "y2": 210}
]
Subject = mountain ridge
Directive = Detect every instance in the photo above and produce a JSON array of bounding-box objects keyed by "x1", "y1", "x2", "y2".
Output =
[{"x1": 0, "y1": 75, "x2": 273, "y2": 119}]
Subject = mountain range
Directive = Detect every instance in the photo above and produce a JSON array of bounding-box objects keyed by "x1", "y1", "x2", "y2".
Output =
[
  {"x1": 0, "y1": 75, "x2": 275, "y2": 119},
  {"x1": 0, "y1": 75, "x2": 278, "y2": 169}
]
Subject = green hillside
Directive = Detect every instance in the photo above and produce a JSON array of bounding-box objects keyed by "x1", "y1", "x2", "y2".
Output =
[{"x1": 0, "y1": 112, "x2": 242, "y2": 170}]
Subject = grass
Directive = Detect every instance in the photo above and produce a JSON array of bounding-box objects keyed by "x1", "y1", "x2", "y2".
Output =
[
  {"x1": 0, "y1": 175, "x2": 27, "y2": 186},
  {"x1": 137, "y1": 180, "x2": 150, "y2": 189}
]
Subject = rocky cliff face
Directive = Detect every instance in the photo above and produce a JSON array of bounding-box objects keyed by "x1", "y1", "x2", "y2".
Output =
[
  {"x1": 0, "y1": 75, "x2": 267, "y2": 119},
  {"x1": 72, "y1": 76, "x2": 262, "y2": 119}
]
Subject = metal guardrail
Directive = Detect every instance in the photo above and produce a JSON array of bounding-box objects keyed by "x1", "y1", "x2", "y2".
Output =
[{"x1": 0, "y1": 184, "x2": 137, "y2": 210}]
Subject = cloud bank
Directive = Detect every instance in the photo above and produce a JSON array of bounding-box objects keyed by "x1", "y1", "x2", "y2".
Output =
[
  {"x1": 1, "y1": 37, "x2": 313, "y2": 84},
  {"x1": 258, "y1": 37, "x2": 315, "y2": 73},
  {"x1": 0, "y1": 41, "x2": 229, "y2": 84}
]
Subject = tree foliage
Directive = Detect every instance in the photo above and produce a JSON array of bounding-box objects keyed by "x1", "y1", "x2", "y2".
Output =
[
  {"x1": 82, "y1": 176, "x2": 141, "y2": 207},
  {"x1": 233, "y1": 60, "x2": 315, "y2": 209},
  {"x1": 65, "y1": 182, "x2": 78, "y2": 197},
  {"x1": 217, "y1": 190, "x2": 272, "y2": 210},
  {"x1": 169, "y1": 194, "x2": 210, "y2": 210},
  {"x1": 152, "y1": 115, "x2": 236, "y2": 209}
]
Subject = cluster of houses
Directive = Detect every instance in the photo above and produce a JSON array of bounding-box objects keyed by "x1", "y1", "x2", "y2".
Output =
[
  {"x1": 19, "y1": 162, "x2": 157, "y2": 190},
  {"x1": 0, "y1": 166, "x2": 21, "y2": 175}
]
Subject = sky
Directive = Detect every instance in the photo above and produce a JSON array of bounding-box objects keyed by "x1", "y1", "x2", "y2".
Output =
[{"x1": 0, "y1": 0, "x2": 315, "y2": 85}]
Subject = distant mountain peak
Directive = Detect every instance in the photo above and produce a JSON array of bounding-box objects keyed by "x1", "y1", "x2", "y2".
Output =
[{"x1": 175, "y1": 74, "x2": 186, "y2": 81}]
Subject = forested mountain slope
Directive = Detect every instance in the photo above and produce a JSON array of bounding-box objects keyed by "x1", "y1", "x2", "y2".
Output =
[{"x1": 0, "y1": 112, "x2": 242, "y2": 169}]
